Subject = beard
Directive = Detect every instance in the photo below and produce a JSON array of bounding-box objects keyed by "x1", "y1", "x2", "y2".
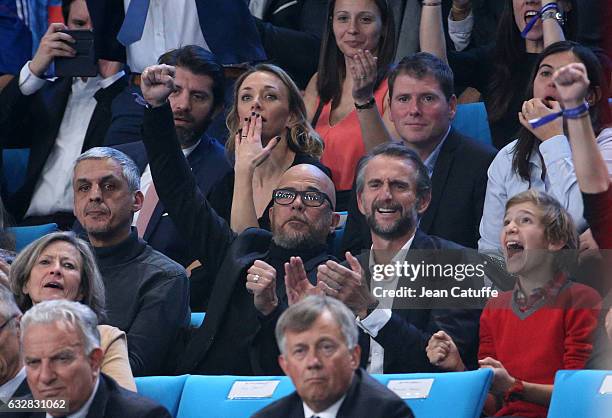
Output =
[
  {"x1": 271, "y1": 212, "x2": 332, "y2": 250},
  {"x1": 365, "y1": 200, "x2": 417, "y2": 240},
  {"x1": 174, "y1": 114, "x2": 212, "y2": 148}
]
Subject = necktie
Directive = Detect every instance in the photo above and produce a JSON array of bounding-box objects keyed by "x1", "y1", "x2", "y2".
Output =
[
  {"x1": 117, "y1": 0, "x2": 151, "y2": 46},
  {"x1": 136, "y1": 183, "x2": 159, "y2": 238}
]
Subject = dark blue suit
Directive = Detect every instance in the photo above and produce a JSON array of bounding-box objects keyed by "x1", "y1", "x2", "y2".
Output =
[
  {"x1": 85, "y1": 0, "x2": 266, "y2": 65},
  {"x1": 114, "y1": 136, "x2": 231, "y2": 267}
]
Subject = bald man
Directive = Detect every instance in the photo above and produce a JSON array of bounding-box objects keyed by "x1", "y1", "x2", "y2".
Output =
[{"x1": 138, "y1": 72, "x2": 339, "y2": 375}]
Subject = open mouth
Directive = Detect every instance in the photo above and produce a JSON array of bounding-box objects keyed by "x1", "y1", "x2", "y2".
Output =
[
  {"x1": 377, "y1": 207, "x2": 399, "y2": 214},
  {"x1": 524, "y1": 10, "x2": 539, "y2": 23},
  {"x1": 44, "y1": 281, "x2": 64, "y2": 290},
  {"x1": 506, "y1": 241, "x2": 524, "y2": 258}
]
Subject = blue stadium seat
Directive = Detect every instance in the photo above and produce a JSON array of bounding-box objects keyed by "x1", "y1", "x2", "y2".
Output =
[
  {"x1": 548, "y1": 370, "x2": 612, "y2": 418},
  {"x1": 135, "y1": 374, "x2": 189, "y2": 418},
  {"x1": 190, "y1": 312, "x2": 206, "y2": 328},
  {"x1": 374, "y1": 369, "x2": 493, "y2": 418},
  {"x1": 176, "y1": 375, "x2": 295, "y2": 418},
  {"x1": 8, "y1": 223, "x2": 59, "y2": 252},
  {"x1": 452, "y1": 102, "x2": 492, "y2": 146},
  {"x1": 2, "y1": 148, "x2": 30, "y2": 196}
]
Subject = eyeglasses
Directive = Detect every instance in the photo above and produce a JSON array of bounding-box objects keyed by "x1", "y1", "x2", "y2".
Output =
[
  {"x1": 273, "y1": 188, "x2": 333, "y2": 208},
  {"x1": 0, "y1": 314, "x2": 17, "y2": 333}
]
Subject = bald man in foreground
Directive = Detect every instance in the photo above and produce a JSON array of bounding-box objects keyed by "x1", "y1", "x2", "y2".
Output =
[{"x1": 138, "y1": 66, "x2": 339, "y2": 376}]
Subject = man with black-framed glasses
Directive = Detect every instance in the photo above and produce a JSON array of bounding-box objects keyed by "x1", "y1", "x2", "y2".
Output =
[
  {"x1": 138, "y1": 77, "x2": 341, "y2": 374},
  {"x1": 0, "y1": 286, "x2": 29, "y2": 409}
]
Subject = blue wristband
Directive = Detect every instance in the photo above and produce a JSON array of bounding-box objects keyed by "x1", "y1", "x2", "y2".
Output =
[
  {"x1": 521, "y1": 3, "x2": 558, "y2": 38},
  {"x1": 528, "y1": 101, "x2": 589, "y2": 128}
]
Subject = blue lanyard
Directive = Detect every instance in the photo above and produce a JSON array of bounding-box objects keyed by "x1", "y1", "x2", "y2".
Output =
[{"x1": 520, "y1": 3, "x2": 559, "y2": 38}]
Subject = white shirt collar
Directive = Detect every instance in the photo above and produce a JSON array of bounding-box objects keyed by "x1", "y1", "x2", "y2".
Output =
[
  {"x1": 0, "y1": 367, "x2": 26, "y2": 403},
  {"x1": 370, "y1": 231, "x2": 416, "y2": 268},
  {"x1": 46, "y1": 376, "x2": 100, "y2": 418},
  {"x1": 302, "y1": 393, "x2": 346, "y2": 418},
  {"x1": 182, "y1": 139, "x2": 201, "y2": 158},
  {"x1": 423, "y1": 125, "x2": 451, "y2": 177}
]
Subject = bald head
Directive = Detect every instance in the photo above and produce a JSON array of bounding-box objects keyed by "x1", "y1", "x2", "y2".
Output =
[{"x1": 278, "y1": 164, "x2": 336, "y2": 210}]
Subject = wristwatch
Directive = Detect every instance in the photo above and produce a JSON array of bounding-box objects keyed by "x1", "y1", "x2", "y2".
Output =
[
  {"x1": 541, "y1": 9, "x2": 564, "y2": 25},
  {"x1": 355, "y1": 97, "x2": 376, "y2": 110}
]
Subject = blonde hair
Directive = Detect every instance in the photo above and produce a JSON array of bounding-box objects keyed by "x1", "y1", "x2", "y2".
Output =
[
  {"x1": 505, "y1": 190, "x2": 578, "y2": 271},
  {"x1": 226, "y1": 64, "x2": 323, "y2": 159}
]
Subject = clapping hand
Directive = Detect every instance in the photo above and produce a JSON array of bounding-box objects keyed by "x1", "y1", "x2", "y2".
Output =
[{"x1": 246, "y1": 260, "x2": 279, "y2": 316}]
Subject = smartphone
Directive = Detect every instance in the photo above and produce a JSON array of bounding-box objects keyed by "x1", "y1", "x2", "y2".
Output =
[{"x1": 55, "y1": 30, "x2": 97, "y2": 77}]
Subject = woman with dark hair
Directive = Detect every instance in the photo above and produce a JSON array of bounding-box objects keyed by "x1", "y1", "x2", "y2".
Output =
[
  {"x1": 478, "y1": 41, "x2": 612, "y2": 252},
  {"x1": 207, "y1": 64, "x2": 328, "y2": 233},
  {"x1": 303, "y1": 0, "x2": 397, "y2": 210},
  {"x1": 421, "y1": 0, "x2": 573, "y2": 149},
  {"x1": 8, "y1": 231, "x2": 136, "y2": 390}
]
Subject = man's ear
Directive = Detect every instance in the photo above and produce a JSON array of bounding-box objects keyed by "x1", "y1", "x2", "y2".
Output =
[
  {"x1": 349, "y1": 345, "x2": 361, "y2": 370},
  {"x1": 133, "y1": 190, "x2": 144, "y2": 213},
  {"x1": 547, "y1": 239, "x2": 566, "y2": 252},
  {"x1": 448, "y1": 94, "x2": 458, "y2": 121},
  {"x1": 278, "y1": 354, "x2": 288, "y2": 375},
  {"x1": 89, "y1": 348, "x2": 104, "y2": 376},
  {"x1": 356, "y1": 191, "x2": 366, "y2": 216},
  {"x1": 417, "y1": 190, "x2": 432, "y2": 215}
]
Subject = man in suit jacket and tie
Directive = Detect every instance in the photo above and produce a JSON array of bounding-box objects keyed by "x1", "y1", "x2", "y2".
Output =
[
  {"x1": 342, "y1": 52, "x2": 496, "y2": 254},
  {"x1": 0, "y1": 0, "x2": 129, "y2": 228},
  {"x1": 252, "y1": 295, "x2": 414, "y2": 418},
  {"x1": 0, "y1": 287, "x2": 29, "y2": 410},
  {"x1": 17, "y1": 300, "x2": 170, "y2": 418},
  {"x1": 114, "y1": 45, "x2": 231, "y2": 267}
]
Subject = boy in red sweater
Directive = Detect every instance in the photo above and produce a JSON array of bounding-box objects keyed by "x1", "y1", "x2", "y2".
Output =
[{"x1": 426, "y1": 189, "x2": 601, "y2": 418}]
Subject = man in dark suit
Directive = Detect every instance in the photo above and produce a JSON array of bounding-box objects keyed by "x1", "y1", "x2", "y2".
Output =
[
  {"x1": 0, "y1": 0, "x2": 129, "y2": 228},
  {"x1": 252, "y1": 295, "x2": 413, "y2": 418},
  {"x1": 138, "y1": 63, "x2": 340, "y2": 375},
  {"x1": 254, "y1": 143, "x2": 482, "y2": 375},
  {"x1": 342, "y1": 52, "x2": 496, "y2": 255},
  {"x1": 0, "y1": 287, "x2": 29, "y2": 409},
  {"x1": 18, "y1": 300, "x2": 170, "y2": 418},
  {"x1": 113, "y1": 46, "x2": 231, "y2": 267}
]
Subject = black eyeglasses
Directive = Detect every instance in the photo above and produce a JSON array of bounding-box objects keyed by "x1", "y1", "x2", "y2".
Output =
[
  {"x1": 0, "y1": 314, "x2": 17, "y2": 333},
  {"x1": 273, "y1": 188, "x2": 333, "y2": 208}
]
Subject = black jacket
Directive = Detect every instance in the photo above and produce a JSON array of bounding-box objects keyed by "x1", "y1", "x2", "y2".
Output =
[
  {"x1": 252, "y1": 368, "x2": 414, "y2": 418},
  {"x1": 342, "y1": 128, "x2": 496, "y2": 255},
  {"x1": 0, "y1": 74, "x2": 129, "y2": 220},
  {"x1": 141, "y1": 103, "x2": 335, "y2": 375}
]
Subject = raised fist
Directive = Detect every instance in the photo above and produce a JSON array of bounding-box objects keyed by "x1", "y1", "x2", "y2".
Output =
[{"x1": 140, "y1": 64, "x2": 177, "y2": 108}]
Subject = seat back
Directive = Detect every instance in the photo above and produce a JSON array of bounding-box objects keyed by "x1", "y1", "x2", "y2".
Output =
[
  {"x1": 190, "y1": 312, "x2": 206, "y2": 328},
  {"x1": 135, "y1": 375, "x2": 189, "y2": 418},
  {"x1": 8, "y1": 223, "x2": 59, "y2": 252},
  {"x1": 548, "y1": 370, "x2": 612, "y2": 418},
  {"x1": 452, "y1": 102, "x2": 492, "y2": 145},
  {"x1": 374, "y1": 369, "x2": 493, "y2": 418},
  {"x1": 2, "y1": 148, "x2": 30, "y2": 196},
  {"x1": 177, "y1": 375, "x2": 295, "y2": 418}
]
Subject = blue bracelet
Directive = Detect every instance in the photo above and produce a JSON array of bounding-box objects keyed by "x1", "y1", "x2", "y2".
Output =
[
  {"x1": 521, "y1": 3, "x2": 558, "y2": 38},
  {"x1": 528, "y1": 101, "x2": 589, "y2": 128}
]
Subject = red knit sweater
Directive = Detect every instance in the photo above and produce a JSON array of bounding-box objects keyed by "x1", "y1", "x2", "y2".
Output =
[{"x1": 479, "y1": 281, "x2": 601, "y2": 418}]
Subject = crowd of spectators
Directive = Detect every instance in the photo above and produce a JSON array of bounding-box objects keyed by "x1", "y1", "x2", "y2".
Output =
[{"x1": 0, "y1": 0, "x2": 611, "y2": 417}]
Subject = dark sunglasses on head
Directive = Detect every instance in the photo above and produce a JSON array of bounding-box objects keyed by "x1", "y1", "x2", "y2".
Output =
[{"x1": 273, "y1": 188, "x2": 333, "y2": 208}]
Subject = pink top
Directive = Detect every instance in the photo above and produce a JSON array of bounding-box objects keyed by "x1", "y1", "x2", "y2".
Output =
[{"x1": 315, "y1": 79, "x2": 389, "y2": 191}]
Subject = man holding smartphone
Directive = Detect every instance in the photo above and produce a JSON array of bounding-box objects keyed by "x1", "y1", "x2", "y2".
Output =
[{"x1": 0, "y1": 0, "x2": 129, "y2": 229}]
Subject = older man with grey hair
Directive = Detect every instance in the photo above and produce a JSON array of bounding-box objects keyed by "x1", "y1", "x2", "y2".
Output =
[
  {"x1": 72, "y1": 147, "x2": 189, "y2": 377},
  {"x1": 0, "y1": 286, "x2": 28, "y2": 408},
  {"x1": 252, "y1": 296, "x2": 414, "y2": 418},
  {"x1": 19, "y1": 300, "x2": 170, "y2": 417}
]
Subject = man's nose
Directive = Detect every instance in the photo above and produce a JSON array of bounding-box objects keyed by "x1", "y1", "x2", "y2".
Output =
[{"x1": 38, "y1": 360, "x2": 57, "y2": 385}]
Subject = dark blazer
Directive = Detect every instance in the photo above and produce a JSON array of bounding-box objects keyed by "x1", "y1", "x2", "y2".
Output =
[
  {"x1": 342, "y1": 128, "x2": 496, "y2": 255},
  {"x1": 140, "y1": 103, "x2": 334, "y2": 375},
  {"x1": 114, "y1": 137, "x2": 231, "y2": 266},
  {"x1": 355, "y1": 229, "x2": 482, "y2": 373},
  {"x1": 252, "y1": 368, "x2": 414, "y2": 418},
  {"x1": 18, "y1": 374, "x2": 170, "y2": 418},
  {"x1": 86, "y1": 0, "x2": 266, "y2": 65},
  {"x1": 254, "y1": 0, "x2": 327, "y2": 89},
  {"x1": 0, "y1": 376, "x2": 31, "y2": 413},
  {"x1": 0, "y1": 73, "x2": 129, "y2": 221}
]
